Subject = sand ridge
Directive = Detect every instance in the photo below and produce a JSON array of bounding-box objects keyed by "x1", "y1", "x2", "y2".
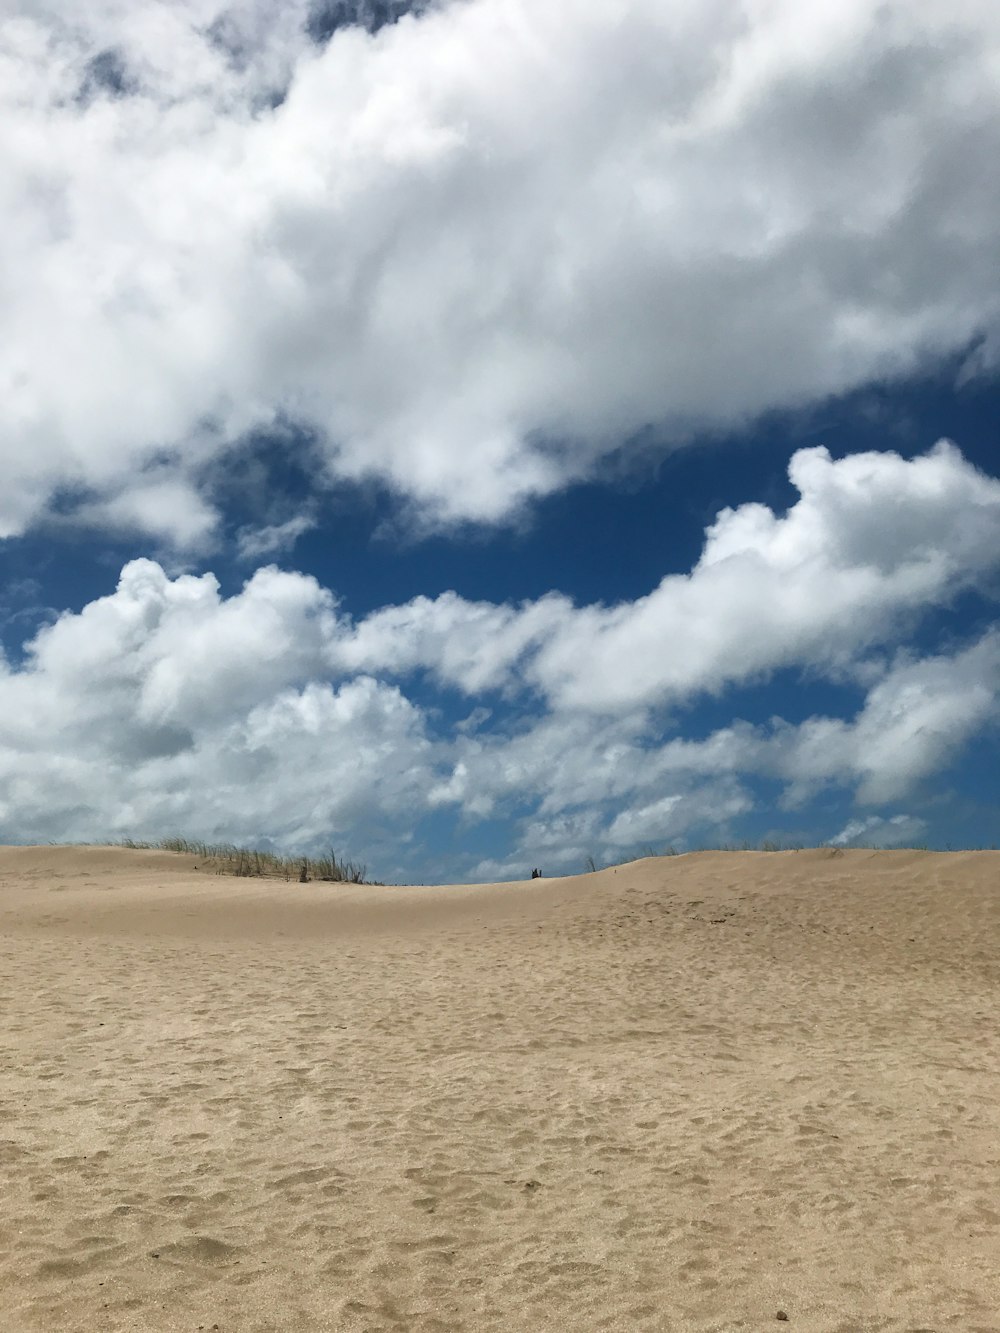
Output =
[{"x1": 1, "y1": 845, "x2": 998, "y2": 1331}]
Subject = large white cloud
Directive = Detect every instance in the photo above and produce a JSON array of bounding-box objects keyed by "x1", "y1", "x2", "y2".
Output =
[
  {"x1": 0, "y1": 565, "x2": 433, "y2": 860},
  {"x1": 1, "y1": 442, "x2": 998, "y2": 874},
  {"x1": 2, "y1": 0, "x2": 1000, "y2": 541}
]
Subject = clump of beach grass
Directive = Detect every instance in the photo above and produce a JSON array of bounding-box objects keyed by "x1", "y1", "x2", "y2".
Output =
[{"x1": 117, "y1": 836, "x2": 372, "y2": 883}]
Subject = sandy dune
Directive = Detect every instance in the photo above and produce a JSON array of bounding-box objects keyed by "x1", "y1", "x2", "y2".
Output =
[{"x1": 1, "y1": 845, "x2": 998, "y2": 1332}]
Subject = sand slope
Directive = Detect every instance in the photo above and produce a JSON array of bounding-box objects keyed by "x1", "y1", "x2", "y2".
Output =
[{"x1": 1, "y1": 845, "x2": 998, "y2": 1332}]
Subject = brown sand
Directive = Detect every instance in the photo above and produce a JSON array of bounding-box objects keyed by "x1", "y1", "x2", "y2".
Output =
[{"x1": 1, "y1": 845, "x2": 998, "y2": 1332}]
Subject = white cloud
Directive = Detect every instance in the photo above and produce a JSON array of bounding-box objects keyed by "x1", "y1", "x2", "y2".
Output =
[
  {"x1": 0, "y1": 443, "x2": 998, "y2": 873},
  {"x1": 2, "y1": 0, "x2": 1000, "y2": 541},
  {"x1": 772, "y1": 632, "x2": 1000, "y2": 804},
  {"x1": 14, "y1": 560, "x2": 341, "y2": 737},
  {"x1": 78, "y1": 475, "x2": 220, "y2": 549},
  {"x1": 0, "y1": 560, "x2": 433, "y2": 854},
  {"x1": 606, "y1": 791, "x2": 712, "y2": 846},
  {"x1": 418, "y1": 630, "x2": 1000, "y2": 868},
  {"x1": 828, "y1": 813, "x2": 927, "y2": 847},
  {"x1": 235, "y1": 513, "x2": 316, "y2": 560},
  {"x1": 330, "y1": 442, "x2": 1000, "y2": 710}
]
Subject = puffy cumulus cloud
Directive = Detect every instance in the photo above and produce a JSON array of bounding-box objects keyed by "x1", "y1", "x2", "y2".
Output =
[
  {"x1": 436, "y1": 631, "x2": 1000, "y2": 874},
  {"x1": 10, "y1": 559, "x2": 340, "y2": 739},
  {"x1": 1, "y1": 443, "x2": 998, "y2": 873},
  {"x1": 769, "y1": 631, "x2": 1000, "y2": 804},
  {"x1": 544, "y1": 631, "x2": 1000, "y2": 816},
  {"x1": 3, "y1": 0, "x2": 1000, "y2": 541},
  {"x1": 427, "y1": 710, "x2": 662, "y2": 822},
  {"x1": 0, "y1": 559, "x2": 436, "y2": 856},
  {"x1": 336, "y1": 591, "x2": 566, "y2": 696},
  {"x1": 331, "y1": 442, "x2": 1000, "y2": 709}
]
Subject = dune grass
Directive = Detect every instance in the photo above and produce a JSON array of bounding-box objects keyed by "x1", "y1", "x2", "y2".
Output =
[{"x1": 117, "y1": 836, "x2": 372, "y2": 883}]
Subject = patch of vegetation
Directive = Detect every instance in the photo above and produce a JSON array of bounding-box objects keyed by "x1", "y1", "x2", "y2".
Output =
[{"x1": 117, "y1": 836, "x2": 373, "y2": 883}]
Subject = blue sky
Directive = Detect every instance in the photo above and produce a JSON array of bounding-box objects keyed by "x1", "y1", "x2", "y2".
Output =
[{"x1": 1, "y1": 0, "x2": 998, "y2": 881}]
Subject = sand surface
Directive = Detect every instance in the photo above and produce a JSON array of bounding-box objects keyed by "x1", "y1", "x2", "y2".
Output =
[{"x1": 1, "y1": 845, "x2": 998, "y2": 1332}]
